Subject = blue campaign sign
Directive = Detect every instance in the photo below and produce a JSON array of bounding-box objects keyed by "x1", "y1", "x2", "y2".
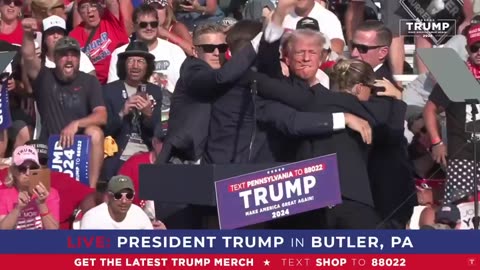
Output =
[
  {"x1": 48, "y1": 135, "x2": 90, "y2": 186},
  {"x1": 215, "y1": 154, "x2": 342, "y2": 229},
  {"x1": 0, "y1": 82, "x2": 12, "y2": 131},
  {"x1": 0, "y1": 230, "x2": 479, "y2": 254}
]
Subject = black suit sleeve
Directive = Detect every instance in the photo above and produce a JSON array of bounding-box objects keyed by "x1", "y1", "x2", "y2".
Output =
[
  {"x1": 257, "y1": 37, "x2": 283, "y2": 78},
  {"x1": 362, "y1": 97, "x2": 407, "y2": 145},
  {"x1": 184, "y1": 44, "x2": 257, "y2": 98},
  {"x1": 102, "y1": 85, "x2": 122, "y2": 136},
  {"x1": 257, "y1": 98, "x2": 336, "y2": 137},
  {"x1": 251, "y1": 71, "x2": 313, "y2": 109}
]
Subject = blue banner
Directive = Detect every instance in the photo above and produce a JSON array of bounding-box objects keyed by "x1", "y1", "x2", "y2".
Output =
[
  {"x1": 0, "y1": 230, "x2": 479, "y2": 254},
  {"x1": 47, "y1": 135, "x2": 90, "y2": 185},
  {"x1": 215, "y1": 154, "x2": 341, "y2": 229},
  {"x1": 0, "y1": 82, "x2": 12, "y2": 131}
]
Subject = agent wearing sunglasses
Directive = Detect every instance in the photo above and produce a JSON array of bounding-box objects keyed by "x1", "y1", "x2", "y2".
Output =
[
  {"x1": 0, "y1": 145, "x2": 60, "y2": 230},
  {"x1": 80, "y1": 175, "x2": 158, "y2": 229},
  {"x1": 424, "y1": 23, "x2": 480, "y2": 205},
  {"x1": 157, "y1": 22, "x2": 260, "y2": 164},
  {"x1": 350, "y1": 20, "x2": 397, "y2": 86},
  {"x1": 0, "y1": 0, "x2": 24, "y2": 44}
]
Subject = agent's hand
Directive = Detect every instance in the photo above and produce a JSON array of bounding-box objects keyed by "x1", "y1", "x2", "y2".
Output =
[
  {"x1": 345, "y1": 113, "x2": 372, "y2": 144},
  {"x1": 374, "y1": 77, "x2": 402, "y2": 100}
]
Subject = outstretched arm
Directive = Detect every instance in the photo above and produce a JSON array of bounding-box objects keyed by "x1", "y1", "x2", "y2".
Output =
[{"x1": 185, "y1": 35, "x2": 260, "y2": 98}]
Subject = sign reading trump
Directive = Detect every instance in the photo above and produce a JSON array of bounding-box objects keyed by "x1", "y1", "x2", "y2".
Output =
[{"x1": 215, "y1": 154, "x2": 342, "y2": 229}]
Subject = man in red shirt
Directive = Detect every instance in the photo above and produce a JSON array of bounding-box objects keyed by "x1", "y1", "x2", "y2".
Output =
[
  {"x1": 69, "y1": 0, "x2": 129, "y2": 84},
  {"x1": 0, "y1": 0, "x2": 24, "y2": 45},
  {"x1": 0, "y1": 140, "x2": 99, "y2": 229}
]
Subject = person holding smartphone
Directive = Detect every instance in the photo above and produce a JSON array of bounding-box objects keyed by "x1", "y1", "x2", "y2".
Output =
[
  {"x1": 0, "y1": 145, "x2": 59, "y2": 230},
  {"x1": 102, "y1": 40, "x2": 162, "y2": 180}
]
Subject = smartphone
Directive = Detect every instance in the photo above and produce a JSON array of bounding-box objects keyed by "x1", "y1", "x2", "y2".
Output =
[
  {"x1": 28, "y1": 169, "x2": 51, "y2": 194},
  {"x1": 137, "y1": 84, "x2": 148, "y2": 99}
]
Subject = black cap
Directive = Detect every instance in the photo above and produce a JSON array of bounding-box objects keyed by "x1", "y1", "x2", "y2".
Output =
[
  {"x1": 118, "y1": 40, "x2": 155, "y2": 62},
  {"x1": 296, "y1": 17, "x2": 320, "y2": 31},
  {"x1": 25, "y1": 139, "x2": 48, "y2": 166},
  {"x1": 435, "y1": 203, "x2": 461, "y2": 225}
]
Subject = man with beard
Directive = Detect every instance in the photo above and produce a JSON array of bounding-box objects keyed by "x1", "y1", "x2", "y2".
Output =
[
  {"x1": 21, "y1": 18, "x2": 107, "y2": 189},
  {"x1": 107, "y1": 4, "x2": 185, "y2": 94},
  {"x1": 102, "y1": 40, "x2": 162, "y2": 180}
]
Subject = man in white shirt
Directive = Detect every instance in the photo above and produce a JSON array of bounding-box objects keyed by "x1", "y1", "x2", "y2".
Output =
[
  {"x1": 281, "y1": 0, "x2": 345, "y2": 55},
  {"x1": 80, "y1": 175, "x2": 157, "y2": 229},
  {"x1": 107, "y1": 4, "x2": 186, "y2": 93},
  {"x1": 41, "y1": 16, "x2": 95, "y2": 75}
]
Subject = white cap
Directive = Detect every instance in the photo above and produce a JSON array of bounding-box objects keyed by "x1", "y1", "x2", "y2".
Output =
[{"x1": 42, "y1": 15, "x2": 66, "y2": 32}]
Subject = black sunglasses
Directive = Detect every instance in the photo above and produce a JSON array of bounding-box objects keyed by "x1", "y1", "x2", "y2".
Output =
[
  {"x1": 3, "y1": 0, "x2": 22, "y2": 6},
  {"x1": 149, "y1": 2, "x2": 167, "y2": 9},
  {"x1": 112, "y1": 191, "x2": 135, "y2": 200},
  {"x1": 196, "y1": 44, "x2": 228, "y2": 53},
  {"x1": 16, "y1": 164, "x2": 40, "y2": 174},
  {"x1": 469, "y1": 43, "x2": 480, "y2": 53},
  {"x1": 351, "y1": 42, "x2": 386, "y2": 54},
  {"x1": 138, "y1": 21, "x2": 159, "y2": 28}
]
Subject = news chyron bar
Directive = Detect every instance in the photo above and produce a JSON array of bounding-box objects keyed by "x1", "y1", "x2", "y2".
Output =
[{"x1": 0, "y1": 231, "x2": 477, "y2": 269}]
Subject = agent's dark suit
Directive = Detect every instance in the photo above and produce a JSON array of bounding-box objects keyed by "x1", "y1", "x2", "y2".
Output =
[
  {"x1": 158, "y1": 43, "x2": 257, "y2": 163},
  {"x1": 370, "y1": 62, "x2": 416, "y2": 228},
  {"x1": 375, "y1": 62, "x2": 396, "y2": 84},
  {"x1": 205, "y1": 79, "x2": 343, "y2": 164},
  {"x1": 252, "y1": 37, "x2": 402, "y2": 229},
  {"x1": 102, "y1": 81, "x2": 163, "y2": 179}
]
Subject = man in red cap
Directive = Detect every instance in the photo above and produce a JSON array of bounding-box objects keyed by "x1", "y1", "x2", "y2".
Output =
[{"x1": 424, "y1": 23, "x2": 480, "y2": 204}]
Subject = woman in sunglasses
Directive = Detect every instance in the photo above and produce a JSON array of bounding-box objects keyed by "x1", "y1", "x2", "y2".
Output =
[
  {"x1": 0, "y1": 0, "x2": 24, "y2": 45},
  {"x1": 0, "y1": 145, "x2": 59, "y2": 230}
]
